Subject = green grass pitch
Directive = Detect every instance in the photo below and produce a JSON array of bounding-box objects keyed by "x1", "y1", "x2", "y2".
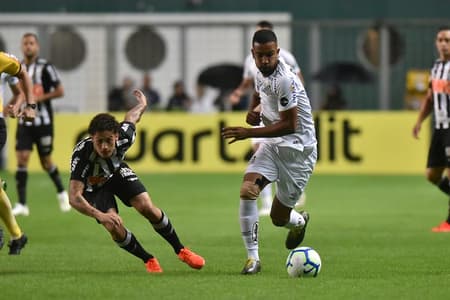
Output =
[{"x1": 1, "y1": 172, "x2": 449, "y2": 299}]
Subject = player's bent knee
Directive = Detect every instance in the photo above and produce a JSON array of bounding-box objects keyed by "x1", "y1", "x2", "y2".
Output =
[{"x1": 240, "y1": 181, "x2": 260, "y2": 199}]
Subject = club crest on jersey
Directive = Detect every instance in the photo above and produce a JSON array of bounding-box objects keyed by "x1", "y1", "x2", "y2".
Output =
[{"x1": 280, "y1": 97, "x2": 289, "y2": 106}]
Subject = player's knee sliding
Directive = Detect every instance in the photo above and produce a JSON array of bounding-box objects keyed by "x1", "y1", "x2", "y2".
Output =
[{"x1": 240, "y1": 181, "x2": 261, "y2": 200}]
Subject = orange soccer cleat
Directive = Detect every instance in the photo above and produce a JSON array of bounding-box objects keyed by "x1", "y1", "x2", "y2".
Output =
[
  {"x1": 431, "y1": 221, "x2": 450, "y2": 232},
  {"x1": 178, "y1": 248, "x2": 205, "y2": 270},
  {"x1": 145, "y1": 257, "x2": 163, "y2": 273}
]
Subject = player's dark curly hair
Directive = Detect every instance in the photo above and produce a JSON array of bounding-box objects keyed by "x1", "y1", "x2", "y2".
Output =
[
  {"x1": 88, "y1": 113, "x2": 120, "y2": 135},
  {"x1": 252, "y1": 29, "x2": 277, "y2": 45}
]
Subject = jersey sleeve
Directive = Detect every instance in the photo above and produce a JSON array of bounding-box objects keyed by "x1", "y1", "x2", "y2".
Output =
[
  {"x1": 44, "y1": 63, "x2": 61, "y2": 88},
  {"x1": 70, "y1": 139, "x2": 90, "y2": 182},
  {"x1": 277, "y1": 76, "x2": 298, "y2": 112},
  {"x1": 0, "y1": 52, "x2": 21, "y2": 76},
  {"x1": 117, "y1": 121, "x2": 137, "y2": 153}
]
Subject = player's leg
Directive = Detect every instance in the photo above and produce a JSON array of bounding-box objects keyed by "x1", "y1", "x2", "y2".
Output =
[
  {"x1": 239, "y1": 172, "x2": 266, "y2": 274},
  {"x1": 39, "y1": 154, "x2": 70, "y2": 212},
  {"x1": 426, "y1": 129, "x2": 450, "y2": 232},
  {"x1": 0, "y1": 121, "x2": 27, "y2": 253},
  {"x1": 130, "y1": 192, "x2": 205, "y2": 270},
  {"x1": 113, "y1": 164, "x2": 204, "y2": 269},
  {"x1": 13, "y1": 125, "x2": 32, "y2": 216},
  {"x1": 273, "y1": 146, "x2": 316, "y2": 249},
  {"x1": 0, "y1": 183, "x2": 28, "y2": 254},
  {"x1": 85, "y1": 188, "x2": 161, "y2": 272},
  {"x1": 37, "y1": 127, "x2": 70, "y2": 212}
]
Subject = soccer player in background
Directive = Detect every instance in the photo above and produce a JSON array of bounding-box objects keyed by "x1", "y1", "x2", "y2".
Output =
[
  {"x1": 412, "y1": 26, "x2": 450, "y2": 232},
  {"x1": 229, "y1": 20, "x2": 306, "y2": 216},
  {"x1": 0, "y1": 50, "x2": 36, "y2": 254},
  {"x1": 222, "y1": 29, "x2": 317, "y2": 274},
  {"x1": 68, "y1": 89, "x2": 205, "y2": 273},
  {"x1": 11, "y1": 33, "x2": 70, "y2": 216}
]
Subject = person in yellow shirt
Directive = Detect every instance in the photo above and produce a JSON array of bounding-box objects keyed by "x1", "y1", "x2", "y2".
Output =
[{"x1": 0, "y1": 51, "x2": 36, "y2": 254}]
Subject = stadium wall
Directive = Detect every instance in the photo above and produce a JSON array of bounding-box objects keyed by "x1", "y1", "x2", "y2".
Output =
[{"x1": 5, "y1": 111, "x2": 429, "y2": 175}]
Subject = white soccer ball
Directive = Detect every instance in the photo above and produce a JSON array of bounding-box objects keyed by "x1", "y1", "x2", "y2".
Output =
[{"x1": 286, "y1": 246, "x2": 322, "y2": 277}]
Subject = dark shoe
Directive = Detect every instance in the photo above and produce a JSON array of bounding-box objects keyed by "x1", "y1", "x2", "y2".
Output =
[
  {"x1": 8, "y1": 234, "x2": 27, "y2": 255},
  {"x1": 285, "y1": 211, "x2": 310, "y2": 249},
  {"x1": 240, "y1": 258, "x2": 261, "y2": 275}
]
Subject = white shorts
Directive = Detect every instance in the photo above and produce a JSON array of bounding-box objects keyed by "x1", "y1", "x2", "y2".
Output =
[
  {"x1": 245, "y1": 143, "x2": 317, "y2": 208},
  {"x1": 250, "y1": 124, "x2": 268, "y2": 146}
]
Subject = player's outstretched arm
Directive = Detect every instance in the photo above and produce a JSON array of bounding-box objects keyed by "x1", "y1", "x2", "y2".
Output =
[{"x1": 124, "y1": 89, "x2": 147, "y2": 125}]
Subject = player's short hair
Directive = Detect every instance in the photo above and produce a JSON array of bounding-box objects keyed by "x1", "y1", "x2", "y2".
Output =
[
  {"x1": 252, "y1": 29, "x2": 278, "y2": 45},
  {"x1": 256, "y1": 20, "x2": 274, "y2": 30},
  {"x1": 88, "y1": 113, "x2": 120, "y2": 135},
  {"x1": 22, "y1": 32, "x2": 39, "y2": 42},
  {"x1": 438, "y1": 25, "x2": 450, "y2": 33}
]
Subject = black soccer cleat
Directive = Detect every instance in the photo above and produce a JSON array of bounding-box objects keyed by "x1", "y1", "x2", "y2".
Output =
[
  {"x1": 240, "y1": 258, "x2": 261, "y2": 275},
  {"x1": 8, "y1": 234, "x2": 28, "y2": 255},
  {"x1": 285, "y1": 211, "x2": 310, "y2": 250}
]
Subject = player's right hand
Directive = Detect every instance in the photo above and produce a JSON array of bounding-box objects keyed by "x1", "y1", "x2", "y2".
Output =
[{"x1": 20, "y1": 106, "x2": 36, "y2": 122}]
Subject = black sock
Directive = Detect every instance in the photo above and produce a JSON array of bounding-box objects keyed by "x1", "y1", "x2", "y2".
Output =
[
  {"x1": 116, "y1": 230, "x2": 153, "y2": 263},
  {"x1": 48, "y1": 166, "x2": 65, "y2": 193},
  {"x1": 438, "y1": 177, "x2": 450, "y2": 195},
  {"x1": 151, "y1": 211, "x2": 184, "y2": 254},
  {"x1": 15, "y1": 169, "x2": 27, "y2": 205}
]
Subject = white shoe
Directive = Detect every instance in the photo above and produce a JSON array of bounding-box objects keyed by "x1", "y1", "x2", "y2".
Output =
[
  {"x1": 295, "y1": 192, "x2": 307, "y2": 209},
  {"x1": 12, "y1": 203, "x2": 29, "y2": 216},
  {"x1": 57, "y1": 191, "x2": 71, "y2": 212},
  {"x1": 258, "y1": 207, "x2": 271, "y2": 216}
]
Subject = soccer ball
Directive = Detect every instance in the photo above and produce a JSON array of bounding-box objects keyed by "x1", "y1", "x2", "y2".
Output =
[{"x1": 286, "y1": 246, "x2": 322, "y2": 278}]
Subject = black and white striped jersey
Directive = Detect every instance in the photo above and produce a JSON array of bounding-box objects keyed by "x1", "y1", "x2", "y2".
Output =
[
  {"x1": 70, "y1": 122, "x2": 136, "y2": 192},
  {"x1": 431, "y1": 59, "x2": 450, "y2": 129},
  {"x1": 20, "y1": 57, "x2": 61, "y2": 127}
]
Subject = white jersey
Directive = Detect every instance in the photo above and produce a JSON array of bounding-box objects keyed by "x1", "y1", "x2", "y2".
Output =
[
  {"x1": 254, "y1": 59, "x2": 316, "y2": 151},
  {"x1": 243, "y1": 48, "x2": 301, "y2": 80}
]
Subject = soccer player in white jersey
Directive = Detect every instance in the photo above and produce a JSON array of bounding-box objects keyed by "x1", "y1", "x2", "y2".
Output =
[
  {"x1": 230, "y1": 21, "x2": 306, "y2": 216},
  {"x1": 222, "y1": 29, "x2": 317, "y2": 274},
  {"x1": 413, "y1": 26, "x2": 450, "y2": 232}
]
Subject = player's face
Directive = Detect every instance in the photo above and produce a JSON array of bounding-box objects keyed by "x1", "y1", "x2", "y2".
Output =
[
  {"x1": 21, "y1": 36, "x2": 39, "y2": 59},
  {"x1": 436, "y1": 30, "x2": 450, "y2": 60},
  {"x1": 92, "y1": 131, "x2": 119, "y2": 158},
  {"x1": 252, "y1": 41, "x2": 279, "y2": 76}
]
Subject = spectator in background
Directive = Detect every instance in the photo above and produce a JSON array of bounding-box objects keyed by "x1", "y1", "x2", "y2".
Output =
[
  {"x1": 108, "y1": 77, "x2": 135, "y2": 111},
  {"x1": 321, "y1": 85, "x2": 347, "y2": 110},
  {"x1": 166, "y1": 80, "x2": 192, "y2": 111},
  {"x1": 141, "y1": 73, "x2": 160, "y2": 110}
]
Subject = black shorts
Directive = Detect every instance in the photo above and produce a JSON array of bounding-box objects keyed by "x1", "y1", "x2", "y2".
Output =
[
  {"x1": 82, "y1": 164, "x2": 147, "y2": 215},
  {"x1": 0, "y1": 118, "x2": 6, "y2": 151},
  {"x1": 427, "y1": 128, "x2": 450, "y2": 168},
  {"x1": 16, "y1": 124, "x2": 54, "y2": 156}
]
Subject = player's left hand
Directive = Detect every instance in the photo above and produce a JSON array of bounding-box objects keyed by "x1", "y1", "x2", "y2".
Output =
[{"x1": 222, "y1": 126, "x2": 249, "y2": 144}]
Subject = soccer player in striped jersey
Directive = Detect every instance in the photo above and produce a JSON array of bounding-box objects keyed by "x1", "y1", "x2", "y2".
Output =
[
  {"x1": 11, "y1": 33, "x2": 70, "y2": 216},
  {"x1": 413, "y1": 26, "x2": 450, "y2": 232},
  {"x1": 69, "y1": 89, "x2": 205, "y2": 273},
  {"x1": 222, "y1": 29, "x2": 317, "y2": 274},
  {"x1": 0, "y1": 50, "x2": 36, "y2": 254}
]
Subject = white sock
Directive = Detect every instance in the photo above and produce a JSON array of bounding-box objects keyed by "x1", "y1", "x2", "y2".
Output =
[
  {"x1": 284, "y1": 210, "x2": 305, "y2": 230},
  {"x1": 239, "y1": 199, "x2": 259, "y2": 260},
  {"x1": 259, "y1": 183, "x2": 272, "y2": 209}
]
